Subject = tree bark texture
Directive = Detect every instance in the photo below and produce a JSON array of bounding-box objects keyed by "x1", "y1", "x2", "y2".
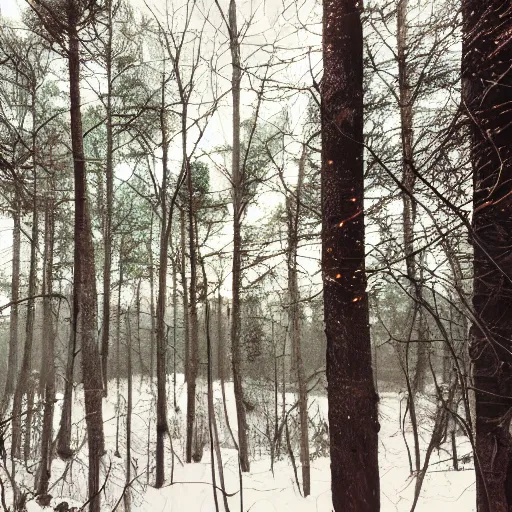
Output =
[
  {"x1": 69, "y1": 10, "x2": 105, "y2": 511},
  {"x1": 101, "y1": 0, "x2": 114, "y2": 396},
  {"x1": 228, "y1": 0, "x2": 250, "y2": 473},
  {"x1": 396, "y1": 0, "x2": 427, "y2": 394},
  {"x1": 11, "y1": 93, "x2": 39, "y2": 463},
  {"x1": 463, "y1": 1, "x2": 512, "y2": 511},
  {"x1": 184, "y1": 104, "x2": 200, "y2": 464},
  {"x1": 37, "y1": 191, "x2": 56, "y2": 499},
  {"x1": 2, "y1": 202, "x2": 20, "y2": 413},
  {"x1": 180, "y1": 207, "x2": 190, "y2": 385},
  {"x1": 8, "y1": 205, "x2": 20, "y2": 383},
  {"x1": 286, "y1": 145, "x2": 310, "y2": 496},
  {"x1": 321, "y1": 1, "x2": 380, "y2": 510},
  {"x1": 57, "y1": 304, "x2": 75, "y2": 459},
  {"x1": 124, "y1": 311, "x2": 133, "y2": 512},
  {"x1": 155, "y1": 83, "x2": 169, "y2": 488}
]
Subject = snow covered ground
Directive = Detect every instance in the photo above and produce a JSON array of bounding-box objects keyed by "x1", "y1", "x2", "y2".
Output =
[{"x1": 3, "y1": 374, "x2": 475, "y2": 511}]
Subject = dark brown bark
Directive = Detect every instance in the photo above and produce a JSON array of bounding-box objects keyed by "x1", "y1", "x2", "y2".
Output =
[
  {"x1": 68, "y1": 9, "x2": 104, "y2": 510},
  {"x1": 321, "y1": 1, "x2": 380, "y2": 510},
  {"x1": 463, "y1": 1, "x2": 512, "y2": 511}
]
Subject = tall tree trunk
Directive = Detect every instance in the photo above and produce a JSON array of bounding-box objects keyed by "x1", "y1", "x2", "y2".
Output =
[
  {"x1": 227, "y1": 0, "x2": 250, "y2": 473},
  {"x1": 185, "y1": 158, "x2": 200, "y2": 464},
  {"x1": 286, "y1": 145, "x2": 310, "y2": 497},
  {"x1": 181, "y1": 95, "x2": 199, "y2": 463},
  {"x1": 124, "y1": 310, "x2": 133, "y2": 512},
  {"x1": 155, "y1": 78, "x2": 169, "y2": 488},
  {"x1": 205, "y1": 298, "x2": 223, "y2": 512},
  {"x1": 68, "y1": 12, "x2": 104, "y2": 511},
  {"x1": 54, "y1": 134, "x2": 74, "y2": 456},
  {"x1": 180, "y1": 208, "x2": 190, "y2": 384},
  {"x1": 23, "y1": 95, "x2": 40, "y2": 463},
  {"x1": 115, "y1": 257, "x2": 123, "y2": 458},
  {"x1": 463, "y1": 1, "x2": 512, "y2": 511},
  {"x1": 101, "y1": 0, "x2": 114, "y2": 397},
  {"x1": 37, "y1": 189, "x2": 56, "y2": 499},
  {"x1": 136, "y1": 279, "x2": 144, "y2": 387},
  {"x1": 396, "y1": 0, "x2": 427, "y2": 394},
  {"x1": 2, "y1": 201, "x2": 20, "y2": 414},
  {"x1": 56, "y1": 302, "x2": 75, "y2": 459},
  {"x1": 321, "y1": 1, "x2": 380, "y2": 510},
  {"x1": 217, "y1": 293, "x2": 224, "y2": 383},
  {"x1": 149, "y1": 211, "x2": 156, "y2": 384},
  {"x1": 12, "y1": 92, "x2": 39, "y2": 464},
  {"x1": 172, "y1": 262, "x2": 178, "y2": 411}
]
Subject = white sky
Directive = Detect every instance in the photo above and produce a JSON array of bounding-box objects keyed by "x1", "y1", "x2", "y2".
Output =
[{"x1": 0, "y1": 0, "x2": 323, "y2": 306}]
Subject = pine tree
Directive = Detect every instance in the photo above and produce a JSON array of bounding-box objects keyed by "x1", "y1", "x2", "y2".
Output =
[{"x1": 321, "y1": 1, "x2": 380, "y2": 509}]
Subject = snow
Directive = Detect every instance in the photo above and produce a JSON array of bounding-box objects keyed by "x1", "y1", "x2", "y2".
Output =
[{"x1": 6, "y1": 375, "x2": 476, "y2": 511}]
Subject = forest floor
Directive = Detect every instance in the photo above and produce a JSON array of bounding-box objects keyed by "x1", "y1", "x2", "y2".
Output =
[{"x1": 4, "y1": 375, "x2": 475, "y2": 511}]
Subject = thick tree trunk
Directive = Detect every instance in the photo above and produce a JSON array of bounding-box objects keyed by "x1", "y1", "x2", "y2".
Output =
[
  {"x1": 68, "y1": 14, "x2": 104, "y2": 511},
  {"x1": 463, "y1": 1, "x2": 512, "y2": 511},
  {"x1": 228, "y1": 0, "x2": 250, "y2": 473},
  {"x1": 321, "y1": 1, "x2": 380, "y2": 510}
]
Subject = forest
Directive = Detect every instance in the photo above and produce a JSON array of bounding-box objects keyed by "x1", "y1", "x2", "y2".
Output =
[{"x1": 0, "y1": 0, "x2": 510, "y2": 511}]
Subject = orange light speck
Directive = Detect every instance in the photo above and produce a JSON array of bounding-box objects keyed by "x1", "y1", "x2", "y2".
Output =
[{"x1": 336, "y1": 273, "x2": 342, "y2": 279}]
